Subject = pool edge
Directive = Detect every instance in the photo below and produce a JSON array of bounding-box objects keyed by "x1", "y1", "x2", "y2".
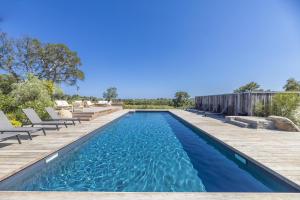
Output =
[
  {"x1": 0, "y1": 109, "x2": 299, "y2": 193},
  {"x1": 169, "y1": 110, "x2": 300, "y2": 192},
  {"x1": 0, "y1": 110, "x2": 130, "y2": 189}
]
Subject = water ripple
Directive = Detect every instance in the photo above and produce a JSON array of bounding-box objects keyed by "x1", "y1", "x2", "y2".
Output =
[{"x1": 19, "y1": 112, "x2": 205, "y2": 191}]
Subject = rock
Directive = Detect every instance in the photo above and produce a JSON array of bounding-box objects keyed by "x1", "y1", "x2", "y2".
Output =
[
  {"x1": 267, "y1": 116, "x2": 300, "y2": 132},
  {"x1": 58, "y1": 109, "x2": 72, "y2": 118}
]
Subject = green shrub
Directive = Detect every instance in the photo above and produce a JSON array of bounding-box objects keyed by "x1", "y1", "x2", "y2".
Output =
[
  {"x1": 0, "y1": 92, "x2": 17, "y2": 113},
  {"x1": 271, "y1": 93, "x2": 300, "y2": 122},
  {"x1": 43, "y1": 80, "x2": 56, "y2": 97},
  {"x1": 173, "y1": 91, "x2": 190, "y2": 107},
  {"x1": 11, "y1": 75, "x2": 51, "y2": 103},
  {"x1": 0, "y1": 74, "x2": 19, "y2": 95},
  {"x1": 254, "y1": 101, "x2": 271, "y2": 117},
  {"x1": 7, "y1": 111, "x2": 24, "y2": 126},
  {"x1": 10, "y1": 75, "x2": 53, "y2": 122},
  {"x1": 10, "y1": 119, "x2": 22, "y2": 127},
  {"x1": 7, "y1": 113, "x2": 22, "y2": 127},
  {"x1": 254, "y1": 102, "x2": 265, "y2": 117},
  {"x1": 42, "y1": 80, "x2": 65, "y2": 101}
]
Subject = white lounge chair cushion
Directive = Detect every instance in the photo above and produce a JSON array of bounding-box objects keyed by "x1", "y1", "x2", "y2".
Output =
[
  {"x1": 98, "y1": 100, "x2": 108, "y2": 104},
  {"x1": 55, "y1": 100, "x2": 71, "y2": 107},
  {"x1": 86, "y1": 101, "x2": 93, "y2": 106}
]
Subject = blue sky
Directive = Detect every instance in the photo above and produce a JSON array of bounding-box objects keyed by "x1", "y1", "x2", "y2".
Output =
[{"x1": 1, "y1": 0, "x2": 300, "y2": 98}]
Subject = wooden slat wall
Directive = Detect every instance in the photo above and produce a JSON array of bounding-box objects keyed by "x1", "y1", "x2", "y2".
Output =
[{"x1": 195, "y1": 92, "x2": 293, "y2": 116}]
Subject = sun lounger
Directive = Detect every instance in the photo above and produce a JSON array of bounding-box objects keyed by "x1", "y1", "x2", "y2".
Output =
[
  {"x1": 22, "y1": 108, "x2": 73, "y2": 130},
  {"x1": 0, "y1": 133, "x2": 21, "y2": 144},
  {"x1": 73, "y1": 100, "x2": 84, "y2": 112},
  {"x1": 96, "y1": 100, "x2": 112, "y2": 106},
  {"x1": 84, "y1": 101, "x2": 94, "y2": 107},
  {"x1": 55, "y1": 100, "x2": 73, "y2": 111},
  {"x1": 0, "y1": 110, "x2": 46, "y2": 139},
  {"x1": 45, "y1": 107, "x2": 81, "y2": 125}
]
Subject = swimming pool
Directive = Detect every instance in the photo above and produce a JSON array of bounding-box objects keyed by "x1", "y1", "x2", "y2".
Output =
[{"x1": 2, "y1": 111, "x2": 299, "y2": 192}]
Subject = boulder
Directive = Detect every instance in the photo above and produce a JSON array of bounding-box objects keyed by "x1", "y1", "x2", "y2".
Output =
[
  {"x1": 267, "y1": 116, "x2": 300, "y2": 132},
  {"x1": 58, "y1": 109, "x2": 72, "y2": 118}
]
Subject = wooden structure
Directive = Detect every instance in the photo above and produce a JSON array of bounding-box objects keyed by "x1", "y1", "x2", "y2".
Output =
[
  {"x1": 72, "y1": 107, "x2": 120, "y2": 121},
  {"x1": 195, "y1": 92, "x2": 299, "y2": 116}
]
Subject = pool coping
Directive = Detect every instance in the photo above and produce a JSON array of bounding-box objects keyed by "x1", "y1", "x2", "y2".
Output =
[{"x1": 0, "y1": 191, "x2": 299, "y2": 200}]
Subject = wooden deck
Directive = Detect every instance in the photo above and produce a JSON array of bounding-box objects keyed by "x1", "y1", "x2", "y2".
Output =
[
  {"x1": 72, "y1": 106, "x2": 121, "y2": 121},
  {"x1": 0, "y1": 109, "x2": 299, "y2": 199},
  {"x1": 170, "y1": 110, "x2": 300, "y2": 188},
  {"x1": 0, "y1": 109, "x2": 129, "y2": 181}
]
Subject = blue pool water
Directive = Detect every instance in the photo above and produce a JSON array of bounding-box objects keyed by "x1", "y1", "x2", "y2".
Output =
[{"x1": 13, "y1": 112, "x2": 298, "y2": 192}]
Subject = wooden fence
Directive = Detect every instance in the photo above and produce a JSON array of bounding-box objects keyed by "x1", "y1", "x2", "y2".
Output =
[{"x1": 195, "y1": 92, "x2": 296, "y2": 116}]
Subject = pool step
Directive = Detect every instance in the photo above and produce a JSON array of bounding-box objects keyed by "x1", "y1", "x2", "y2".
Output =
[
  {"x1": 72, "y1": 108, "x2": 120, "y2": 121},
  {"x1": 235, "y1": 117, "x2": 274, "y2": 129},
  {"x1": 225, "y1": 117, "x2": 249, "y2": 128},
  {"x1": 225, "y1": 116, "x2": 275, "y2": 129}
]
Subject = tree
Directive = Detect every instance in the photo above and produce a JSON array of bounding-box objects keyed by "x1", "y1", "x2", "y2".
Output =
[
  {"x1": 15, "y1": 37, "x2": 42, "y2": 77},
  {"x1": 103, "y1": 87, "x2": 118, "y2": 101},
  {"x1": 37, "y1": 43, "x2": 84, "y2": 85},
  {"x1": 0, "y1": 74, "x2": 19, "y2": 95},
  {"x1": 0, "y1": 32, "x2": 16, "y2": 77},
  {"x1": 234, "y1": 82, "x2": 261, "y2": 93},
  {"x1": 173, "y1": 91, "x2": 190, "y2": 107},
  {"x1": 0, "y1": 32, "x2": 84, "y2": 86},
  {"x1": 283, "y1": 78, "x2": 300, "y2": 91}
]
